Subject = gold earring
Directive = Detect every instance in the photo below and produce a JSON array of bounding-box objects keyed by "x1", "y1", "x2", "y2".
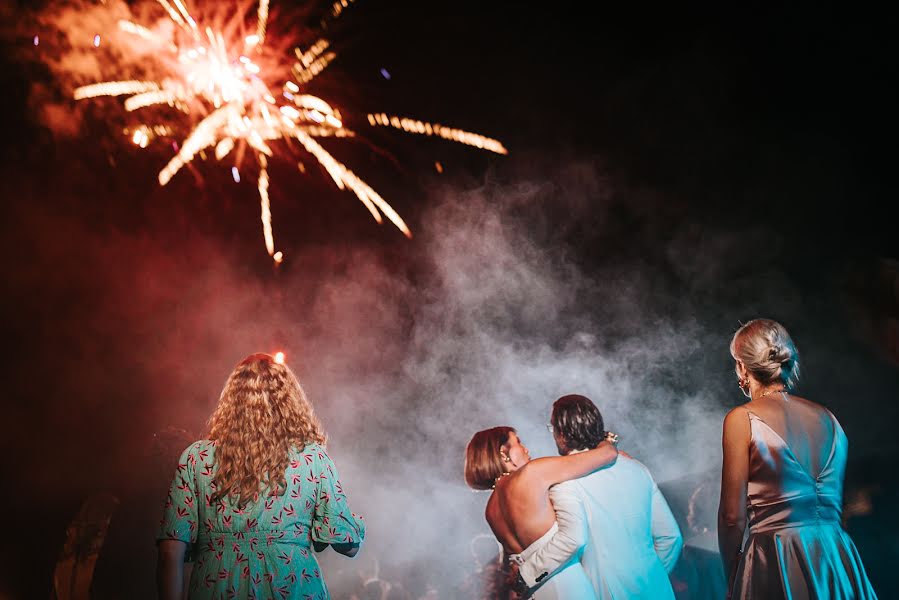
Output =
[
  {"x1": 738, "y1": 377, "x2": 749, "y2": 391},
  {"x1": 500, "y1": 452, "x2": 511, "y2": 462}
]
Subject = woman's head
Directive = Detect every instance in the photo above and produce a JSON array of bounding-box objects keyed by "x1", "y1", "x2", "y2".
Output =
[
  {"x1": 730, "y1": 319, "x2": 801, "y2": 391},
  {"x1": 208, "y1": 353, "x2": 326, "y2": 505},
  {"x1": 463, "y1": 426, "x2": 530, "y2": 490}
]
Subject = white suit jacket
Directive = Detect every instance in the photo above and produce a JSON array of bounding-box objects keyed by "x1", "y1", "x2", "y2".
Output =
[{"x1": 519, "y1": 455, "x2": 683, "y2": 599}]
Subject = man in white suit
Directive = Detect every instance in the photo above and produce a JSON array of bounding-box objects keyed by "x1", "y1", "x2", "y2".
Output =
[{"x1": 516, "y1": 394, "x2": 683, "y2": 599}]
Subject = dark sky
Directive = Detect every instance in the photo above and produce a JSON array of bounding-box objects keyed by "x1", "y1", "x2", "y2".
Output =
[{"x1": 1, "y1": 0, "x2": 898, "y2": 597}]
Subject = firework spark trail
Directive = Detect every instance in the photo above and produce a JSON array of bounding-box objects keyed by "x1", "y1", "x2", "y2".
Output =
[
  {"x1": 256, "y1": 0, "x2": 270, "y2": 44},
  {"x1": 71, "y1": 0, "x2": 505, "y2": 260},
  {"x1": 158, "y1": 106, "x2": 233, "y2": 186},
  {"x1": 74, "y1": 80, "x2": 160, "y2": 100},
  {"x1": 117, "y1": 19, "x2": 178, "y2": 51},
  {"x1": 293, "y1": 130, "x2": 412, "y2": 237},
  {"x1": 329, "y1": 0, "x2": 357, "y2": 20},
  {"x1": 367, "y1": 113, "x2": 509, "y2": 155},
  {"x1": 125, "y1": 90, "x2": 179, "y2": 111},
  {"x1": 258, "y1": 155, "x2": 278, "y2": 260}
]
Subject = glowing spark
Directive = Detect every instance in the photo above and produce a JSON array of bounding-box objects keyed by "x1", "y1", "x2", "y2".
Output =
[
  {"x1": 330, "y1": 0, "x2": 357, "y2": 19},
  {"x1": 33, "y1": 35, "x2": 39, "y2": 46},
  {"x1": 274, "y1": 351, "x2": 285, "y2": 363},
  {"x1": 258, "y1": 158, "x2": 276, "y2": 256},
  {"x1": 216, "y1": 138, "x2": 235, "y2": 159},
  {"x1": 132, "y1": 129, "x2": 150, "y2": 148},
  {"x1": 435, "y1": 161, "x2": 443, "y2": 173},
  {"x1": 118, "y1": 20, "x2": 178, "y2": 52},
  {"x1": 293, "y1": 130, "x2": 411, "y2": 238},
  {"x1": 292, "y1": 40, "x2": 334, "y2": 86},
  {"x1": 72, "y1": 0, "x2": 505, "y2": 260},
  {"x1": 367, "y1": 113, "x2": 508, "y2": 155},
  {"x1": 74, "y1": 81, "x2": 160, "y2": 100},
  {"x1": 256, "y1": 0, "x2": 270, "y2": 45},
  {"x1": 157, "y1": 0, "x2": 187, "y2": 30},
  {"x1": 124, "y1": 90, "x2": 179, "y2": 111},
  {"x1": 380, "y1": 68, "x2": 390, "y2": 80},
  {"x1": 296, "y1": 40, "x2": 329, "y2": 67},
  {"x1": 171, "y1": 0, "x2": 198, "y2": 30},
  {"x1": 157, "y1": 106, "x2": 232, "y2": 186}
]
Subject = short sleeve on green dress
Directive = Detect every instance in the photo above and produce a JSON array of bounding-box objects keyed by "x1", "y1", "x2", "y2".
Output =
[
  {"x1": 157, "y1": 442, "x2": 201, "y2": 553},
  {"x1": 156, "y1": 440, "x2": 364, "y2": 599},
  {"x1": 309, "y1": 445, "x2": 365, "y2": 546}
]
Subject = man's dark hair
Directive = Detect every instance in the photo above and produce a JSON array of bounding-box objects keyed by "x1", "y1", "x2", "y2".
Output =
[{"x1": 551, "y1": 394, "x2": 605, "y2": 451}]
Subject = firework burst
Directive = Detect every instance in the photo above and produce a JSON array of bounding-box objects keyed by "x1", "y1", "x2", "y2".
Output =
[{"x1": 70, "y1": 0, "x2": 508, "y2": 261}]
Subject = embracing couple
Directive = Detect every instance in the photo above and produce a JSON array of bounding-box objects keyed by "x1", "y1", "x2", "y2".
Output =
[{"x1": 464, "y1": 394, "x2": 683, "y2": 600}]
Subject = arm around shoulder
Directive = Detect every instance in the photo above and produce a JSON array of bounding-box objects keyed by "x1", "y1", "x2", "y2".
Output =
[{"x1": 526, "y1": 441, "x2": 618, "y2": 487}]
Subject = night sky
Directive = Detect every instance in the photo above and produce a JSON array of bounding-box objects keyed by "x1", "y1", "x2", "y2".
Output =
[{"x1": 1, "y1": 0, "x2": 897, "y2": 598}]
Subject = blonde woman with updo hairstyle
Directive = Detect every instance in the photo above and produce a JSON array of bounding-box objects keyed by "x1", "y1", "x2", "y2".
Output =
[
  {"x1": 156, "y1": 354, "x2": 365, "y2": 600},
  {"x1": 464, "y1": 425, "x2": 618, "y2": 599},
  {"x1": 719, "y1": 320, "x2": 877, "y2": 599}
]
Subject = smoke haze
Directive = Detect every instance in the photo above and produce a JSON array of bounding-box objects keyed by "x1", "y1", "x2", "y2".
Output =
[{"x1": 2, "y1": 0, "x2": 897, "y2": 597}]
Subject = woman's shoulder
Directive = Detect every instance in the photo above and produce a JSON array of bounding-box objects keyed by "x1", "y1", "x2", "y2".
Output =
[
  {"x1": 722, "y1": 405, "x2": 751, "y2": 427},
  {"x1": 509, "y1": 458, "x2": 556, "y2": 488},
  {"x1": 180, "y1": 439, "x2": 215, "y2": 457},
  {"x1": 292, "y1": 441, "x2": 330, "y2": 460},
  {"x1": 722, "y1": 406, "x2": 752, "y2": 440},
  {"x1": 789, "y1": 395, "x2": 843, "y2": 428},
  {"x1": 786, "y1": 393, "x2": 829, "y2": 412},
  {"x1": 761, "y1": 394, "x2": 838, "y2": 423}
]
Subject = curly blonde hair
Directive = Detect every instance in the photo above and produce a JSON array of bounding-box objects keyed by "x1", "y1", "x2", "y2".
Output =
[{"x1": 208, "y1": 353, "x2": 326, "y2": 506}]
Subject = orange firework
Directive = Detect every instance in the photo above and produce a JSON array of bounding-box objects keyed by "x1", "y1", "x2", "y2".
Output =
[{"x1": 72, "y1": 0, "x2": 507, "y2": 261}]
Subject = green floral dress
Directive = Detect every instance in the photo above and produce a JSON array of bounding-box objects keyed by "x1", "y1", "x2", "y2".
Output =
[{"x1": 157, "y1": 440, "x2": 365, "y2": 599}]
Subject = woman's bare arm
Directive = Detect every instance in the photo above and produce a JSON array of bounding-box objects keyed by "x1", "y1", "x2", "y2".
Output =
[
  {"x1": 156, "y1": 540, "x2": 187, "y2": 600},
  {"x1": 523, "y1": 441, "x2": 618, "y2": 488},
  {"x1": 718, "y1": 407, "x2": 750, "y2": 586}
]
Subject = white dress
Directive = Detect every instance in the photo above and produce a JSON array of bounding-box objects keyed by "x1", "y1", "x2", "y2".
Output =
[{"x1": 509, "y1": 523, "x2": 597, "y2": 600}]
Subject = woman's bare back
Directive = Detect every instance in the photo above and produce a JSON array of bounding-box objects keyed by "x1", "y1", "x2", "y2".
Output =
[
  {"x1": 745, "y1": 393, "x2": 838, "y2": 478},
  {"x1": 485, "y1": 467, "x2": 557, "y2": 554}
]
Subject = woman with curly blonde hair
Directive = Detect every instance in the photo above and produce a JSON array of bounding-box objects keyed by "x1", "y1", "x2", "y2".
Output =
[{"x1": 157, "y1": 353, "x2": 365, "y2": 600}]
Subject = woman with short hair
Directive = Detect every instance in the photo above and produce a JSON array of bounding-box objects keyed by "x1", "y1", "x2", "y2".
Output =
[{"x1": 465, "y1": 425, "x2": 618, "y2": 599}]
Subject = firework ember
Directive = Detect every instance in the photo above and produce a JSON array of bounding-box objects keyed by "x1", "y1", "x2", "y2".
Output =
[{"x1": 70, "y1": 0, "x2": 507, "y2": 260}]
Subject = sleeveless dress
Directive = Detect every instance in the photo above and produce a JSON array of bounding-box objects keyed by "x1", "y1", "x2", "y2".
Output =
[
  {"x1": 730, "y1": 410, "x2": 877, "y2": 599},
  {"x1": 157, "y1": 440, "x2": 365, "y2": 600},
  {"x1": 510, "y1": 523, "x2": 597, "y2": 600}
]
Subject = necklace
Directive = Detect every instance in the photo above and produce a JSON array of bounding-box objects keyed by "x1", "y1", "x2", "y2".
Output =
[
  {"x1": 492, "y1": 471, "x2": 512, "y2": 489},
  {"x1": 755, "y1": 388, "x2": 787, "y2": 400}
]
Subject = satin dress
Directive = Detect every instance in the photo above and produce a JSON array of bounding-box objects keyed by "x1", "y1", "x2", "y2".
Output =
[{"x1": 730, "y1": 410, "x2": 877, "y2": 599}]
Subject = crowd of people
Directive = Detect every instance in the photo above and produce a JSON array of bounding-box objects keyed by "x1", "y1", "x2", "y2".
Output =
[{"x1": 149, "y1": 318, "x2": 880, "y2": 599}]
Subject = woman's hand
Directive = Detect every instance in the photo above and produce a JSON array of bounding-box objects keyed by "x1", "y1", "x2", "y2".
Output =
[{"x1": 332, "y1": 541, "x2": 361, "y2": 557}]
